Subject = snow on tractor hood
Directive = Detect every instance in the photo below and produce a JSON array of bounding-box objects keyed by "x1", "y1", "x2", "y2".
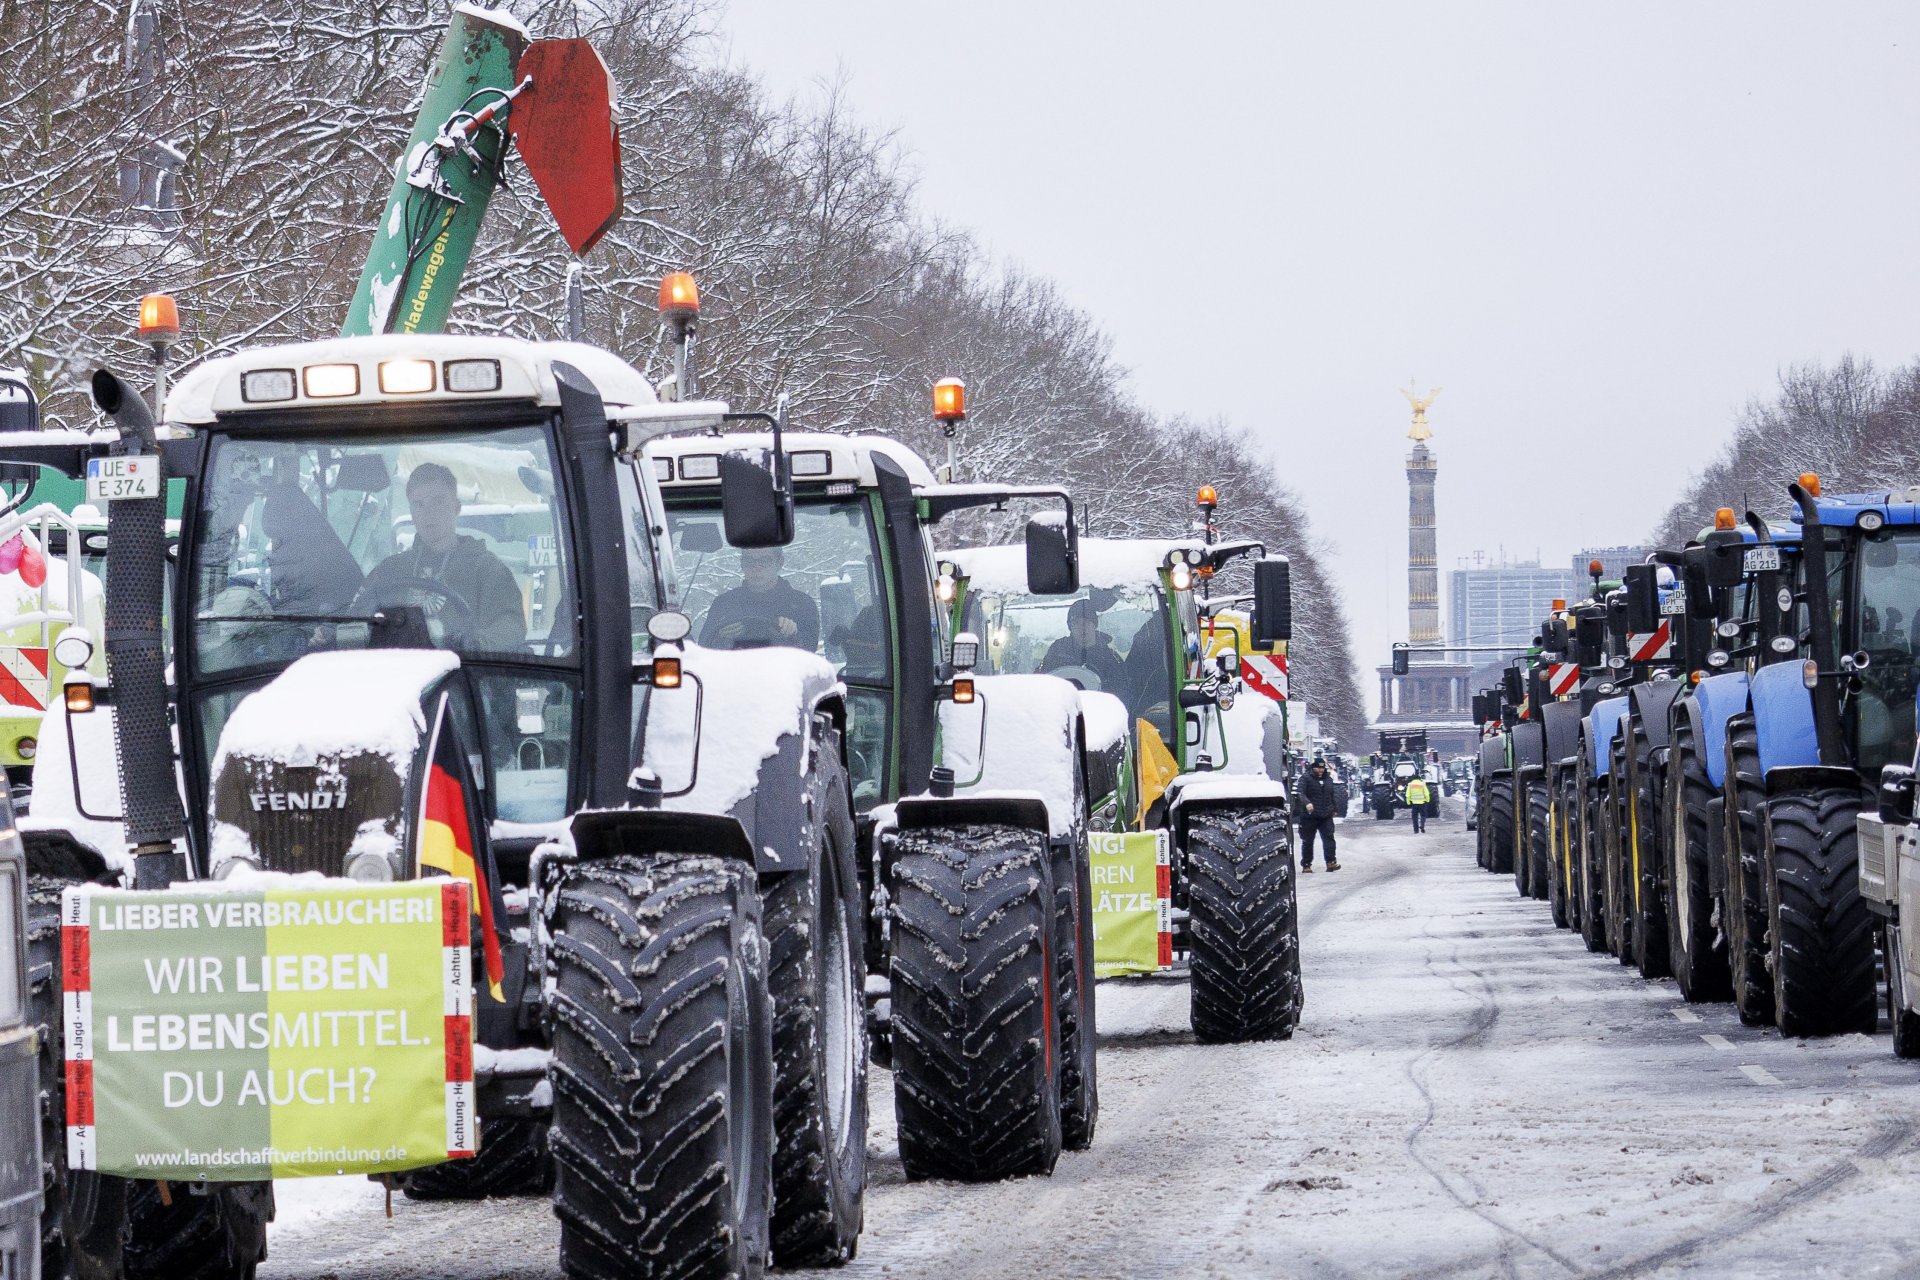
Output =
[
  {"x1": 644, "y1": 641, "x2": 844, "y2": 819},
  {"x1": 935, "y1": 672, "x2": 1084, "y2": 837},
  {"x1": 949, "y1": 536, "x2": 1207, "y2": 594},
  {"x1": 211, "y1": 650, "x2": 459, "y2": 779},
  {"x1": 1079, "y1": 690, "x2": 1130, "y2": 755}
]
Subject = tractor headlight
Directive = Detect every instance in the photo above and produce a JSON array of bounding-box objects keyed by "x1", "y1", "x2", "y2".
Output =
[
  {"x1": 1770, "y1": 635, "x2": 1795, "y2": 655},
  {"x1": 345, "y1": 851, "x2": 396, "y2": 883},
  {"x1": 53, "y1": 627, "x2": 94, "y2": 671},
  {"x1": 1707, "y1": 650, "x2": 1730, "y2": 668},
  {"x1": 1859, "y1": 510, "x2": 1886, "y2": 532},
  {"x1": 1170, "y1": 562, "x2": 1193, "y2": 592},
  {"x1": 14, "y1": 736, "x2": 34, "y2": 761},
  {"x1": 951, "y1": 632, "x2": 980, "y2": 671},
  {"x1": 1802, "y1": 658, "x2": 1819, "y2": 689}
]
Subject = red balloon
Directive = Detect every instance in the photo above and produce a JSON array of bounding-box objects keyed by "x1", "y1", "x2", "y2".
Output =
[{"x1": 19, "y1": 544, "x2": 46, "y2": 589}]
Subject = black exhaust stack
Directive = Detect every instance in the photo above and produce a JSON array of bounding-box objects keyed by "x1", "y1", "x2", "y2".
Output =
[{"x1": 90, "y1": 370, "x2": 186, "y2": 888}]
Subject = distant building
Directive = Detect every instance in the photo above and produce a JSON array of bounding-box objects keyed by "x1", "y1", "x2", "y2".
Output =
[
  {"x1": 1448, "y1": 559, "x2": 1574, "y2": 653},
  {"x1": 1573, "y1": 545, "x2": 1651, "y2": 586}
]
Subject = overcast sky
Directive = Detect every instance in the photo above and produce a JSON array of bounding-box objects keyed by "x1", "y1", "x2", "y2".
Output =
[{"x1": 716, "y1": 2, "x2": 1920, "y2": 714}]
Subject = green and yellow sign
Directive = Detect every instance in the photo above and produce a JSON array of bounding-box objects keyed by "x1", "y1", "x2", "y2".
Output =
[
  {"x1": 62, "y1": 880, "x2": 475, "y2": 1179},
  {"x1": 1089, "y1": 831, "x2": 1171, "y2": 977}
]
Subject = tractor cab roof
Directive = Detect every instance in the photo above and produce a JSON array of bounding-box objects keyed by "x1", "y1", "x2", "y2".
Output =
[
  {"x1": 649, "y1": 431, "x2": 937, "y2": 491},
  {"x1": 1789, "y1": 489, "x2": 1920, "y2": 529},
  {"x1": 949, "y1": 535, "x2": 1263, "y2": 595},
  {"x1": 165, "y1": 334, "x2": 659, "y2": 427}
]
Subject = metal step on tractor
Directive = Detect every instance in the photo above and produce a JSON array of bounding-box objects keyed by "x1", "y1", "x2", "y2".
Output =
[
  {"x1": 649, "y1": 378, "x2": 1102, "y2": 1181},
  {"x1": 22, "y1": 11, "x2": 884, "y2": 1277},
  {"x1": 946, "y1": 486, "x2": 1303, "y2": 1045}
]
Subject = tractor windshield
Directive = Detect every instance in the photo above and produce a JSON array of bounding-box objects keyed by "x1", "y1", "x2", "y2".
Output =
[
  {"x1": 1851, "y1": 526, "x2": 1920, "y2": 772},
  {"x1": 962, "y1": 583, "x2": 1174, "y2": 743},
  {"x1": 189, "y1": 424, "x2": 576, "y2": 674}
]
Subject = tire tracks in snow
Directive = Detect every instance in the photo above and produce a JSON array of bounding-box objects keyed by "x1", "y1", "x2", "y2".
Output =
[{"x1": 1402, "y1": 917, "x2": 1583, "y2": 1277}]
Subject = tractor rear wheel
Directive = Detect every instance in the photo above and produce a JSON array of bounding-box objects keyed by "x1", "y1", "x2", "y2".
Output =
[
  {"x1": 888, "y1": 824, "x2": 1061, "y2": 1181},
  {"x1": 402, "y1": 1117, "x2": 552, "y2": 1200},
  {"x1": 1723, "y1": 719, "x2": 1775, "y2": 1026},
  {"x1": 1546, "y1": 776, "x2": 1572, "y2": 929},
  {"x1": 1600, "y1": 785, "x2": 1628, "y2": 960},
  {"x1": 1762, "y1": 788, "x2": 1877, "y2": 1037},
  {"x1": 1578, "y1": 760, "x2": 1609, "y2": 953},
  {"x1": 1665, "y1": 724, "x2": 1731, "y2": 1002},
  {"x1": 29, "y1": 876, "x2": 271, "y2": 1280},
  {"x1": 762, "y1": 739, "x2": 866, "y2": 1267},
  {"x1": 1485, "y1": 777, "x2": 1515, "y2": 876},
  {"x1": 1629, "y1": 732, "x2": 1671, "y2": 979},
  {"x1": 1185, "y1": 804, "x2": 1302, "y2": 1044},
  {"x1": 1525, "y1": 779, "x2": 1551, "y2": 902},
  {"x1": 547, "y1": 854, "x2": 774, "y2": 1280},
  {"x1": 1051, "y1": 814, "x2": 1098, "y2": 1151}
]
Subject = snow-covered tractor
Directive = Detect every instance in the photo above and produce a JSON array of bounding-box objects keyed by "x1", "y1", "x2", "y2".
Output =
[
  {"x1": 13, "y1": 334, "x2": 871, "y2": 1280},
  {"x1": 948, "y1": 490, "x2": 1303, "y2": 1045},
  {"x1": 651, "y1": 419, "x2": 1103, "y2": 1180}
]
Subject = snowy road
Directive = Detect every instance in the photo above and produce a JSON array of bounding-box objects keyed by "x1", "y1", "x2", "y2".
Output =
[{"x1": 263, "y1": 812, "x2": 1920, "y2": 1279}]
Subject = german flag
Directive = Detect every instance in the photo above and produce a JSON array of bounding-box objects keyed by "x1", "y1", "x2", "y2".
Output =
[{"x1": 418, "y1": 698, "x2": 506, "y2": 1001}]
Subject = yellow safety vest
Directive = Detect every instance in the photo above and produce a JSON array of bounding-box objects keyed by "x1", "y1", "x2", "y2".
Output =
[{"x1": 1405, "y1": 780, "x2": 1430, "y2": 804}]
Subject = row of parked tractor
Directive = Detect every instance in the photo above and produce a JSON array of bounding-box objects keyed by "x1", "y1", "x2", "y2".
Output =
[
  {"x1": 0, "y1": 12, "x2": 1314, "y2": 1280},
  {"x1": 1470, "y1": 475, "x2": 1920, "y2": 1050}
]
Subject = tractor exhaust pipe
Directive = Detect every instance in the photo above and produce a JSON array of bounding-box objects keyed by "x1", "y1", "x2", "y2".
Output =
[
  {"x1": 1788, "y1": 480, "x2": 1846, "y2": 765},
  {"x1": 91, "y1": 369, "x2": 186, "y2": 887}
]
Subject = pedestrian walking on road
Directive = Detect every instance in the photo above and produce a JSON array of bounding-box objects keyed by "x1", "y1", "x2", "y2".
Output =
[
  {"x1": 1296, "y1": 758, "x2": 1341, "y2": 871},
  {"x1": 1405, "y1": 776, "x2": 1430, "y2": 833}
]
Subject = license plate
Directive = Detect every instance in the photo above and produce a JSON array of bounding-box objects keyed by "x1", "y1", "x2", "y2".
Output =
[
  {"x1": 1744, "y1": 545, "x2": 1781, "y2": 572},
  {"x1": 85, "y1": 455, "x2": 158, "y2": 501},
  {"x1": 1661, "y1": 589, "x2": 1687, "y2": 615}
]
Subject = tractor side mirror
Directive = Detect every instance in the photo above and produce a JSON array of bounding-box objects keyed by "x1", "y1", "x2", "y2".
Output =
[
  {"x1": 1472, "y1": 691, "x2": 1491, "y2": 726},
  {"x1": 1502, "y1": 666, "x2": 1523, "y2": 706},
  {"x1": 1605, "y1": 596, "x2": 1629, "y2": 653},
  {"x1": 1624, "y1": 565, "x2": 1660, "y2": 633},
  {"x1": 1023, "y1": 513, "x2": 1078, "y2": 595},
  {"x1": 1880, "y1": 763, "x2": 1917, "y2": 825},
  {"x1": 1543, "y1": 617, "x2": 1570, "y2": 655},
  {"x1": 1703, "y1": 529, "x2": 1745, "y2": 591},
  {"x1": 1391, "y1": 643, "x2": 1409, "y2": 676},
  {"x1": 1575, "y1": 611, "x2": 1605, "y2": 665},
  {"x1": 1251, "y1": 557, "x2": 1292, "y2": 644},
  {"x1": 719, "y1": 450, "x2": 794, "y2": 549}
]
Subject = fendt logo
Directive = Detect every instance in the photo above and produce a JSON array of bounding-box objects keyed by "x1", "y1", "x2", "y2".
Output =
[{"x1": 248, "y1": 788, "x2": 349, "y2": 813}]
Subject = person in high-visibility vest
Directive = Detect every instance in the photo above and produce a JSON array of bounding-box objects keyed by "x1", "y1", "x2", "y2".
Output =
[{"x1": 1404, "y1": 776, "x2": 1431, "y2": 834}]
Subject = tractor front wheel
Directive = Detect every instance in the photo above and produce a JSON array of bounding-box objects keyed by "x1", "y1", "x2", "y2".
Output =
[{"x1": 1185, "y1": 804, "x2": 1303, "y2": 1044}]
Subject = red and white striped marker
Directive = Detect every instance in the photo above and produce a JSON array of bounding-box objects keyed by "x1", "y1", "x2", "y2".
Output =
[
  {"x1": 441, "y1": 881, "x2": 477, "y2": 1160},
  {"x1": 1154, "y1": 833, "x2": 1173, "y2": 969},
  {"x1": 1548, "y1": 663, "x2": 1581, "y2": 697},
  {"x1": 61, "y1": 888, "x2": 96, "y2": 1169},
  {"x1": 1628, "y1": 621, "x2": 1673, "y2": 663},
  {"x1": 0, "y1": 645, "x2": 50, "y2": 711},
  {"x1": 1242, "y1": 652, "x2": 1288, "y2": 702}
]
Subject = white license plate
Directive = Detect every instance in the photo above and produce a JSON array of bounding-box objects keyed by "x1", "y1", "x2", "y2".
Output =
[
  {"x1": 1744, "y1": 545, "x2": 1781, "y2": 572},
  {"x1": 1661, "y1": 590, "x2": 1687, "y2": 615},
  {"x1": 85, "y1": 455, "x2": 159, "y2": 502}
]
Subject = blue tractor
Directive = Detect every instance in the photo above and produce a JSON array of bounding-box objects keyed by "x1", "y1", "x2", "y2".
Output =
[{"x1": 1721, "y1": 477, "x2": 1918, "y2": 1036}]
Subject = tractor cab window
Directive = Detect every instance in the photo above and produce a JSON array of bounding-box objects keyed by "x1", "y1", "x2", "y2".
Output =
[
  {"x1": 190, "y1": 425, "x2": 574, "y2": 674},
  {"x1": 665, "y1": 498, "x2": 890, "y2": 681},
  {"x1": 966, "y1": 582, "x2": 1174, "y2": 743},
  {"x1": 1851, "y1": 527, "x2": 1920, "y2": 773}
]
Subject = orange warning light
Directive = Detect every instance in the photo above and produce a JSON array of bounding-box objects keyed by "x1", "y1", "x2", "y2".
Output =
[
  {"x1": 1798, "y1": 472, "x2": 1821, "y2": 497},
  {"x1": 658, "y1": 272, "x2": 699, "y2": 321},
  {"x1": 1550, "y1": 599, "x2": 1566, "y2": 612},
  {"x1": 1588, "y1": 559, "x2": 1605, "y2": 578},
  {"x1": 137, "y1": 293, "x2": 180, "y2": 343},
  {"x1": 933, "y1": 378, "x2": 966, "y2": 423},
  {"x1": 1197, "y1": 485, "x2": 1219, "y2": 509},
  {"x1": 1714, "y1": 507, "x2": 1737, "y2": 530}
]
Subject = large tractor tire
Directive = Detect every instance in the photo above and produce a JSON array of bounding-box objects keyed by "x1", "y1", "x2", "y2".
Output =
[
  {"x1": 547, "y1": 855, "x2": 774, "y2": 1280},
  {"x1": 1577, "y1": 759, "x2": 1609, "y2": 953},
  {"x1": 1762, "y1": 789, "x2": 1877, "y2": 1038},
  {"x1": 1050, "y1": 801, "x2": 1098, "y2": 1151},
  {"x1": 1883, "y1": 925, "x2": 1920, "y2": 1059},
  {"x1": 1722, "y1": 718, "x2": 1775, "y2": 1026},
  {"x1": 1485, "y1": 776, "x2": 1515, "y2": 876},
  {"x1": 1627, "y1": 730, "x2": 1671, "y2": 980},
  {"x1": 1185, "y1": 804, "x2": 1303, "y2": 1044},
  {"x1": 1599, "y1": 784, "x2": 1628, "y2": 960},
  {"x1": 29, "y1": 877, "x2": 271, "y2": 1280},
  {"x1": 1525, "y1": 779, "x2": 1551, "y2": 902},
  {"x1": 888, "y1": 824, "x2": 1061, "y2": 1182},
  {"x1": 1664, "y1": 723, "x2": 1732, "y2": 1002},
  {"x1": 761, "y1": 742, "x2": 866, "y2": 1267},
  {"x1": 1475, "y1": 795, "x2": 1491, "y2": 868},
  {"x1": 1546, "y1": 775, "x2": 1572, "y2": 929},
  {"x1": 402, "y1": 1118, "x2": 552, "y2": 1200}
]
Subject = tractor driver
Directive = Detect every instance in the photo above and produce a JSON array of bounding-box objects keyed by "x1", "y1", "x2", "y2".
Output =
[
  {"x1": 1041, "y1": 597, "x2": 1127, "y2": 693},
  {"x1": 701, "y1": 546, "x2": 821, "y2": 653},
  {"x1": 355, "y1": 462, "x2": 528, "y2": 652}
]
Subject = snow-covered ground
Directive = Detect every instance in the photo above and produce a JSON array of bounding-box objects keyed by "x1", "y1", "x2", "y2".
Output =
[{"x1": 262, "y1": 807, "x2": 1920, "y2": 1278}]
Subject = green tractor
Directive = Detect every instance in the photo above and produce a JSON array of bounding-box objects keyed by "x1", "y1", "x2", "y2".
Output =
[{"x1": 948, "y1": 489, "x2": 1303, "y2": 1044}]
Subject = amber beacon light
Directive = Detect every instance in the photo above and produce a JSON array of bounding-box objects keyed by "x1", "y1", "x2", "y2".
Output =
[{"x1": 933, "y1": 377, "x2": 966, "y2": 423}]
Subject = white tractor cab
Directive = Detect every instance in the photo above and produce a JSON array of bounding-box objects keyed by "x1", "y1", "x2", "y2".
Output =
[
  {"x1": 24, "y1": 334, "x2": 868, "y2": 1277},
  {"x1": 947, "y1": 532, "x2": 1303, "y2": 1045},
  {"x1": 651, "y1": 426, "x2": 1105, "y2": 1180}
]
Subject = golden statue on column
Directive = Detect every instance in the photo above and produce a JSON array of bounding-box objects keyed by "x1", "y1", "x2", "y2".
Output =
[{"x1": 1402, "y1": 383, "x2": 1441, "y2": 441}]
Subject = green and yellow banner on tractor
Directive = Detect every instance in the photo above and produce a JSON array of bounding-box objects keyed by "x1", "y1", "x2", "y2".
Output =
[
  {"x1": 62, "y1": 881, "x2": 476, "y2": 1179},
  {"x1": 1090, "y1": 830, "x2": 1171, "y2": 977}
]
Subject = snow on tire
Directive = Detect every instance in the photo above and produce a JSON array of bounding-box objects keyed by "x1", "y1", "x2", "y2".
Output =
[
  {"x1": 1722, "y1": 718, "x2": 1774, "y2": 1026},
  {"x1": 887, "y1": 823, "x2": 1061, "y2": 1182},
  {"x1": 1628, "y1": 730, "x2": 1670, "y2": 980},
  {"x1": 1525, "y1": 779, "x2": 1551, "y2": 901},
  {"x1": 1485, "y1": 777, "x2": 1515, "y2": 876},
  {"x1": 1050, "y1": 826, "x2": 1098, "y2": 1152},
  {"x1": 762, "y1": 739, "x2": 865, "y2": 1268},
  {"x1": 546, "y1": 854, "x2": 773, "y2": 1280},
  {"x1": 1762, "y1": 788, "x2": 1877, "y2": 1038},
  {"x1": 1664, "y1": 723, "x2": 1730, "y2": 1002},
  {"x1": 1184, "y1": 804, "x2": 1302, "y2": 1045}
]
